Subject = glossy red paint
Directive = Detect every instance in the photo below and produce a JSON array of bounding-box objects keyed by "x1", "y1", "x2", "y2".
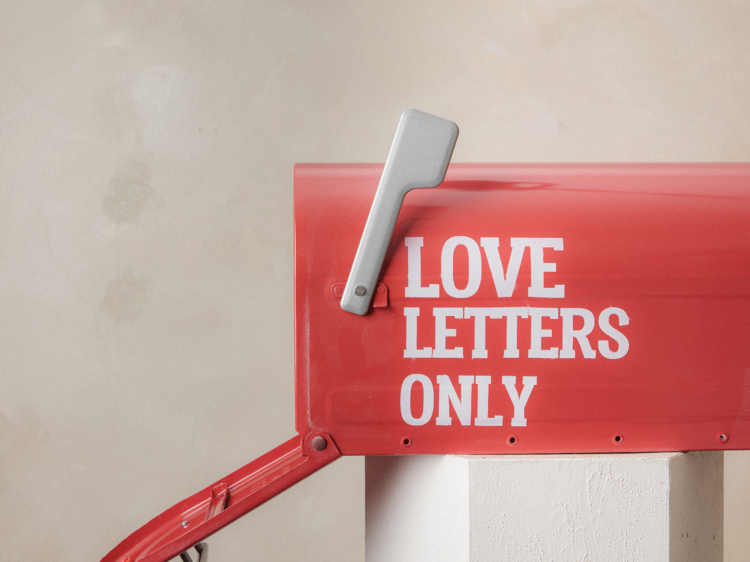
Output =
[
  {"x1": 104, "y1": 162, "x2": 750, "y2": 562},
  {"x1": 101, "y1": 431, "x2": 340, "y2": 562},
  {"x1": 295, "y1": 163, "x2": 750, "y2": 455}
]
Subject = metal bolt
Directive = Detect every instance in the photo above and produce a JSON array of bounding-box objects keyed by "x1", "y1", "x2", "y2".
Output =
[
  {"x1": 311, "y1": 436, "x2": 327, "y2": 451},
  {"x1": 181, "y1": 521, "x2": 189, "y2": 528},
  {"x1": 354, "y1": 285, "x2": 366, "y2": 297}
]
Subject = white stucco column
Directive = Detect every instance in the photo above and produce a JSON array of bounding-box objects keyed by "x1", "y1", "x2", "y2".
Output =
[{"x1": 366, "y1": 452, "x2": 722, "y2": 562}]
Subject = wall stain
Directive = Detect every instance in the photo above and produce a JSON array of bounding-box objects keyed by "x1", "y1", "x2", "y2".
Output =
[
  {"x1": 101, "y1": 269, "x2": 150, "y2": 322},
  {"x1": 0, "y1": 407, "x2": 50, "y2": 496},
  {"x1": 102, "y1": 160, "x2": 153, "y2": 223}
]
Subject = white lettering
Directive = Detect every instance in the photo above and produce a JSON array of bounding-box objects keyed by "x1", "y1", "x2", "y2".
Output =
[
  {"x1": 400, "y1": 374, "x2": 434, "y2": 426},
  {"x1": 560, "y1": 308, "x2": 596, "y2": 358},
  {"x1": 465, "y1": 307, "x2": 503, "y2": 359},
  {"x1": 598, "y1": 307, "x2": 629, "y2": 359},
  {"x1": 475, "y1": 375, "x2": 503, "y2": 426},
  {"x1": 436, "y1": 375, "x2": 474, "y2": 426},
  {"x1": 500, "y1": 307, "x2": 529, "y2": 358},
  {"x1": 404, "y1": 308, "x2": 432, "y2": 358},
  {"x1": 512, "y1": 238, "x2": 565, "y2": 298},
  {"x1": 502, "y1": 376, "x2": 537, "y2": 427},
  {"x1": 405, "y1": 237, "x2": 439, "y2": 298},
  {"x1": 441, "y1": 236, "x2": 482, "y2": 298},
  {"x1": 480, "y1": 237, "x2": 525, "y2": 297},
  {"x1": 528, "y1": 307, "x2": 559, "y2": 359},
  {"x1": 433, "y1": 307, "x2": 464, "y2": 358}
]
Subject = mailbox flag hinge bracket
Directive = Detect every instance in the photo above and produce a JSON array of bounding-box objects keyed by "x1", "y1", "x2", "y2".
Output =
[{"x1": 101, "y1": 430, "x2": 341, "y2": 562}]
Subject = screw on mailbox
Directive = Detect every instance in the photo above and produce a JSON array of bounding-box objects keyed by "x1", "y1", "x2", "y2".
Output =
[{"x1": 311, "y1": 436, "x2": 328, "y2": 451}]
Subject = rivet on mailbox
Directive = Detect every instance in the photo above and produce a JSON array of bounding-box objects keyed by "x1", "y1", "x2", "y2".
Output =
[{"x1": 102, "y1": 110, "x2": 750, "y2": 562}]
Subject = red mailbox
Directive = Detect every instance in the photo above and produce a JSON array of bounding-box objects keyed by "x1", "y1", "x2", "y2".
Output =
[
  {"x1": 297, "y1": 160, "x2": 750, "y2": 456},
  {"x1": 103, "y1": 111, "x2": 750, "y2": 562}
]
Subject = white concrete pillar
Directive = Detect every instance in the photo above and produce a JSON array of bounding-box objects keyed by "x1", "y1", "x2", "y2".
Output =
[{"x1": 366, "y1": 452, "x2": 722, "y2": 562}]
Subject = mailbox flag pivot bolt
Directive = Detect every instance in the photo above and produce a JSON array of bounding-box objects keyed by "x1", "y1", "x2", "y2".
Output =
[
  {"x1": 311, "y1": 436, "x2": 328, "y2": 451},
  {"x1": 341, "y1": 109, "x2": 458, "y2": 315}
]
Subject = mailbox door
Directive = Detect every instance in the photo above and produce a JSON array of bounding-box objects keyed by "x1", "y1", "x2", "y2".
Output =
[{"x1": 294, "y1": 163, "x2": 750, "y2": 455}]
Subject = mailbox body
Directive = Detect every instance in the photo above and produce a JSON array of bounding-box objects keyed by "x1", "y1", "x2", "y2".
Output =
[
  {"x1": 102, "y1": 162, "x2": 750, "y2": 562},
  {"x1": 294, "y1": 163, "x2": 750, "y2": 455}
]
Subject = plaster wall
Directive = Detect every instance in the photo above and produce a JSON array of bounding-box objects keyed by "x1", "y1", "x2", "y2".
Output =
[{"x1": 1, "y1": 2, "x2": 749, "y2": 560}]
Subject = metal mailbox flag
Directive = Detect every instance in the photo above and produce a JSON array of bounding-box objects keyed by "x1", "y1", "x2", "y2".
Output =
[{"x1": 103, "y1": 111, "x2": 750, "y2": 562}]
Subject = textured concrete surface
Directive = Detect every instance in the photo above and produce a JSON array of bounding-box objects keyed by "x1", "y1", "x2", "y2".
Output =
[
  {"x1": 1, "y1": 2, "x2": 749, "y2": 561},
  {"x1": 366, "y1": 452, "x2": 722, "y2": 562}
]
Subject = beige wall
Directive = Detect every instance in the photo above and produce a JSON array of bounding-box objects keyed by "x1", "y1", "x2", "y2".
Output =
[{"x1": 1, "y1": 2, "x2": 749, "y2": 560}]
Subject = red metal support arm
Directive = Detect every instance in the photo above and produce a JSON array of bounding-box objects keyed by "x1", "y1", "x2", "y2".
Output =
[{"x1": 101, "y1": 430, "x2": 341, "y2": 562}]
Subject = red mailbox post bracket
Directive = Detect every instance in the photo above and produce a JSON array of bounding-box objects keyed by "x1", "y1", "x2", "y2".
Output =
[{"x1": 101, "y1": 431, "x2": 341, "y2": 562}]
